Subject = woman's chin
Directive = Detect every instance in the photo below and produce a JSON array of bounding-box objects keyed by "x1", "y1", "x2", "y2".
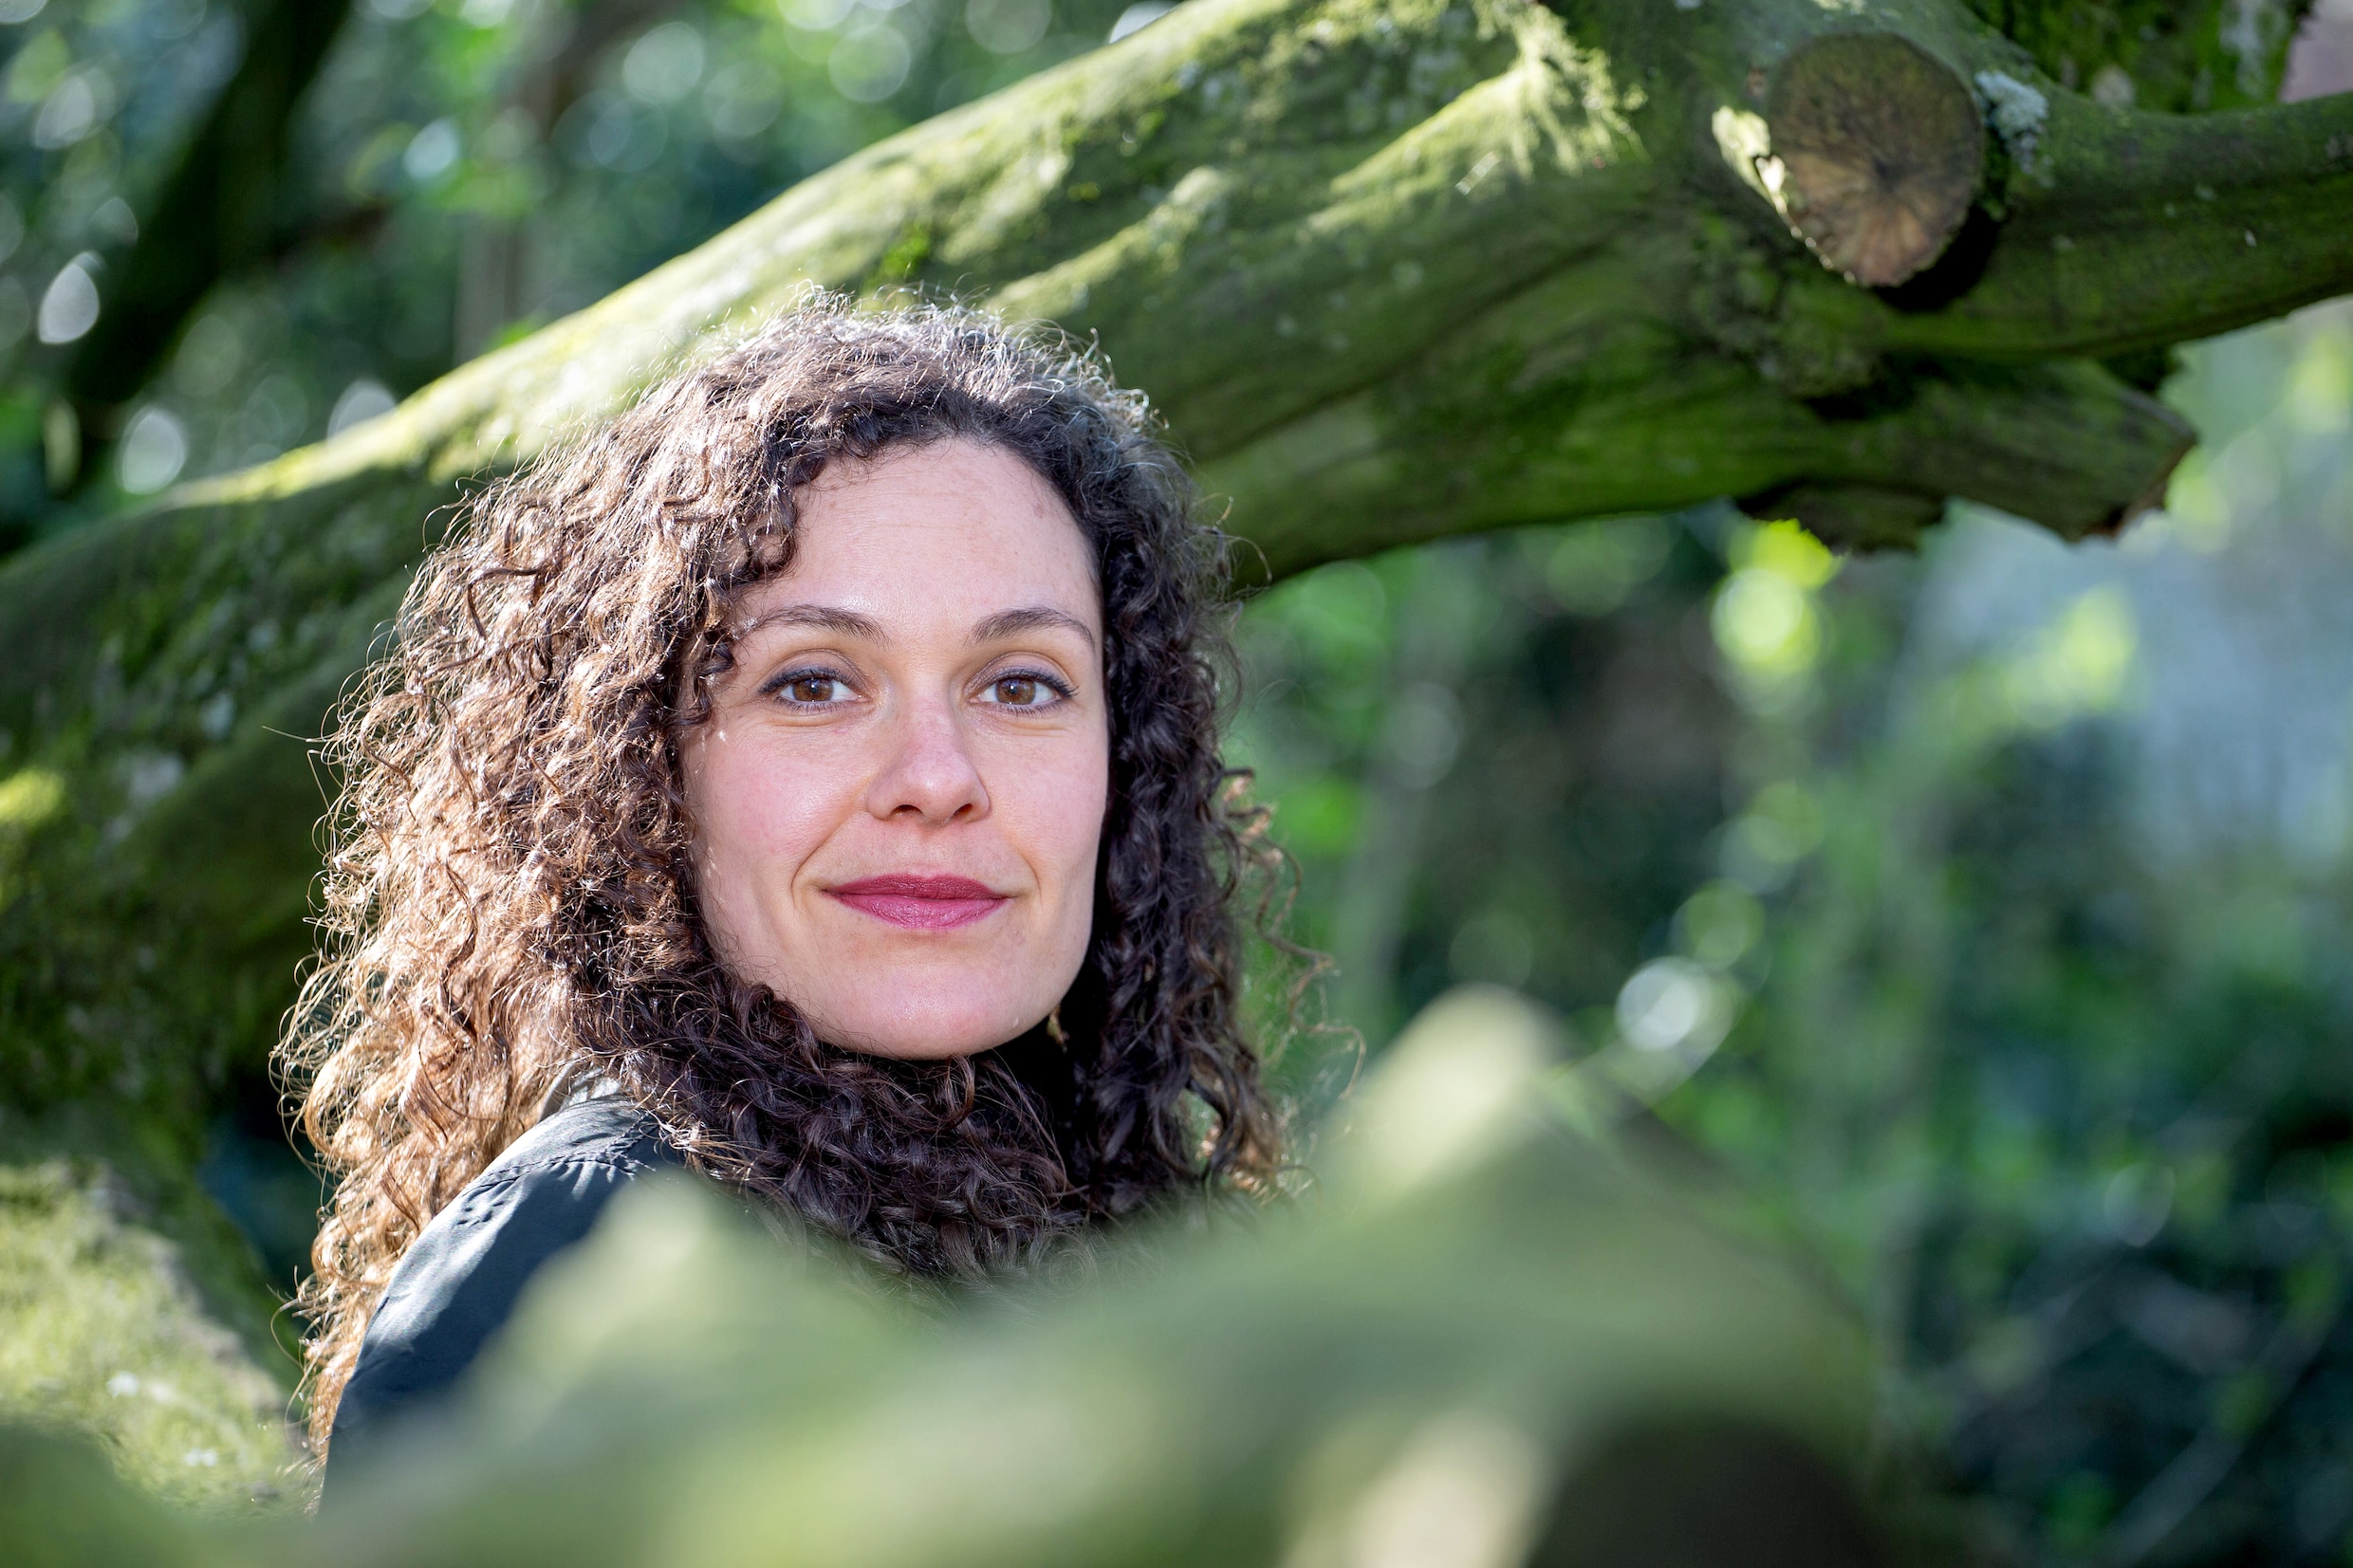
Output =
[{"x1": 810, "y1": 997, "x2": 1047, "y2": 1061}]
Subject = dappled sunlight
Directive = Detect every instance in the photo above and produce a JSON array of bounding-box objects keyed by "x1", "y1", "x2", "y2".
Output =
[
  {"x1": 1711, "y1": 520, "x2": 1840, "y2": 713},
  {"x1": 0, "y1": 765, "x2": 62, "y2": 830},
  {"x1": 1993, "y1": 586, "x2": 2138, "y2": 731}
]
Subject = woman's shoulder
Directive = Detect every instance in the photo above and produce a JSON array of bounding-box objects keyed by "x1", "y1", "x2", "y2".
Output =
[
  {"x1": 328, "y1": 1095, "x2": 678, "y2": 1467},
  {"x1": 464, "y1": 1092, "x2": 674, "y2": 1199}
]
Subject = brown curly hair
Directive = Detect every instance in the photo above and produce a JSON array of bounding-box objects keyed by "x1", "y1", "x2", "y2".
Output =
[{"x1": 280, "y1": 298, "x2": 1285, "y2": 1454}]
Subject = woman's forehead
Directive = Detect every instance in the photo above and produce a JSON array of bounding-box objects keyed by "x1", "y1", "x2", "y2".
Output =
[{"x1": 732, "y1": 439, "x2": 1100, "y2": 639}]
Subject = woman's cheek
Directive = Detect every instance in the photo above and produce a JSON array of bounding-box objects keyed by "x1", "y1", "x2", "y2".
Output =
[
  {"x1": 733, "y1": 733, "x2": 861, "y2": 886},
  {"x1": 1010, "y1": 734, "x2": 1110, "y2": 910},
  {"x1": 692, "y1": 728, "x2": 845, "y2": 948}
]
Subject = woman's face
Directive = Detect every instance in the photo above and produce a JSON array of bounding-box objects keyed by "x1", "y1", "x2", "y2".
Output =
[{"x1": 679, "y1": 437, "x2": 1110, "y2": 1060}]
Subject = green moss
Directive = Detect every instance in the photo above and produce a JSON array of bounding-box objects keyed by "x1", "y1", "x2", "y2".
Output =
[
  {"x1": 865, "y1": 222, "x2": 936, "y2": 291},
  {"x1": 0, "y1": 1160, "x2": 303, "y2": 1509}
]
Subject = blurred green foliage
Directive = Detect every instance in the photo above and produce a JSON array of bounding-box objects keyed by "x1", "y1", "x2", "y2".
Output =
[
  {"x1": 1961, "y1": 0, "x2": 2315, "y2": 109},
  {"x1": 0, "y1": 0, "x2": 1140, "y2": 546},
  {"x1": 4, "y1": 994, "x2": 1898, "y2": 1567},
  {"x1": 1241, "y1": 301, "x2": 2353, "y2": 1563},
  {"x1": 0, "y1": 1160, "x2": 298, "y2": 1505}
]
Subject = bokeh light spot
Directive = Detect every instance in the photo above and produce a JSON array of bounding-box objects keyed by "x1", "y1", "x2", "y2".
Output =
[
  {"x1": 116, "y1": 407, "x2": 187, "y2": 495},
  {"x1": 36, "y1": 253, "x2": 99, "y2": 343},
  {"x1": 969, "y1": 0, "x2": 1051, "y2": 54}
]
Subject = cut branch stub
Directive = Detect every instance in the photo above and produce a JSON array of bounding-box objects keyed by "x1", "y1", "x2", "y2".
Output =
[{"x1": 1761, "y1": 32, "x2": 1985, "y2": 287}]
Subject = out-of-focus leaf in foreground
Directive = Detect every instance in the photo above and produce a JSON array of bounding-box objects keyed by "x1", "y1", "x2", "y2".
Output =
[{"x1": 4, "y1": 988, "x2": 1891, "y2": 1566}]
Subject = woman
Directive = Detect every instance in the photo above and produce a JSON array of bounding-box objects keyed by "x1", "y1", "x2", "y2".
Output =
[{"x1": 283, "y1": 299, "x2": 1285, "y2": 1470}]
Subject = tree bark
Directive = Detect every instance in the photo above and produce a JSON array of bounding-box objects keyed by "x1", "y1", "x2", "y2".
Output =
[{"x1": 2, "y1": 0, "x2": 2348, "y2": 1163}]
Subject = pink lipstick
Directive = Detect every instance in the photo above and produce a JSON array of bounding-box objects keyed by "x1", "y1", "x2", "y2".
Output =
[{"x1": 828, "y1": 874, "x2": 1009, "y2": 931}]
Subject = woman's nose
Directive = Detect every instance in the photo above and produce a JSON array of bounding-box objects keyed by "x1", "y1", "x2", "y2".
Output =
[{"x1": 862, "y1": 696, "x2": 989, "y2": 824}]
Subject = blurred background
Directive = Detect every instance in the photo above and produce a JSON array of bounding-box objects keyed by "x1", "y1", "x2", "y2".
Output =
[
  {"x1": 1245, "y1": 301, "x2": 2353, "y2": 1565},
  {"x1": 1, "y1": 0, "x2": 2351, "y2": 1561}
]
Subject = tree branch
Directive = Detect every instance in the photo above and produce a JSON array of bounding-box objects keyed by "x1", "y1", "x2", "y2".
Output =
[{"x1": 1804, "y1": 85, "x2": 2353, "y2": 362}]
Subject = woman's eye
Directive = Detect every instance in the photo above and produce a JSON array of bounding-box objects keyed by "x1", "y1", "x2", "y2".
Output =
[
  {"x1": 776, "y1": 673, "x2": 850, "y2": 705},
  {"x1": 982, "y1": 673, "x2": 1064, "y2": 708}
]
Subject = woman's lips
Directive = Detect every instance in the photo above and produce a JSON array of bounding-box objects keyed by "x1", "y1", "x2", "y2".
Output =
[{"x1": 828, "y1": 874, "x2": 1010, "y2": 931}]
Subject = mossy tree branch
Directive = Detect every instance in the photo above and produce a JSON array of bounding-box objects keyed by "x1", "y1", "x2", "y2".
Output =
[
  {"x1": 1787, "y1": 83, "x2": 2353, "y2": 363},
  {"x1": 1, "y1": 0, "x2": 2347, "y2": 1181}
]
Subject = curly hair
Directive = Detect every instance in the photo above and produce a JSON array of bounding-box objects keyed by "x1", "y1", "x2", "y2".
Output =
[{"x1": 280, "y1": 298, "x2": 1285, "y2": 1455}]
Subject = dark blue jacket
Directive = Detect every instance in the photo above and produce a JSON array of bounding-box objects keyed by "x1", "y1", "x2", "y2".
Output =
[{"x1": 327, "y1": 1094, "x2": 677, "y2": 1473}]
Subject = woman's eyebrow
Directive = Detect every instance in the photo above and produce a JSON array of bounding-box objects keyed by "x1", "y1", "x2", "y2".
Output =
[
  {"x1": 971, "y1": 605, "x2": 1098, "y2": 651},
  {"x1": 739, "y1": 603, "x2": 884, "y2": 640}
]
